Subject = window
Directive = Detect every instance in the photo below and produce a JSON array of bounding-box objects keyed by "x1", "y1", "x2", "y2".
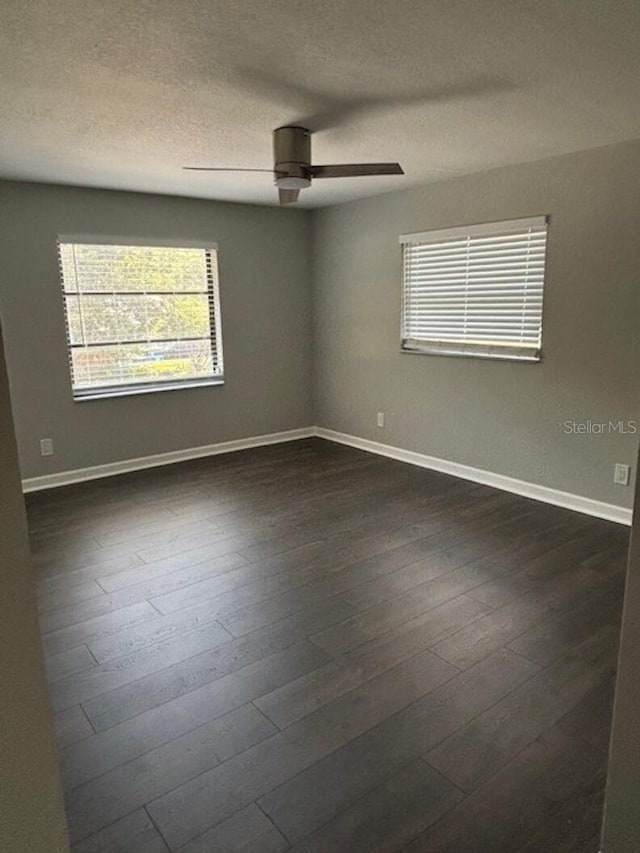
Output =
[
  {"x1": 58, "y1": 238, "x2": 224, "y2": 399},
  {"x1": 400, "y1": 216, "x2": 548, "y2": 361}
]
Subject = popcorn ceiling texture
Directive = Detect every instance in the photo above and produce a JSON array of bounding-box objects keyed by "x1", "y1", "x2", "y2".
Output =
[{"x1": 1, "y1": 0, "x2": 640, "y2": 207}]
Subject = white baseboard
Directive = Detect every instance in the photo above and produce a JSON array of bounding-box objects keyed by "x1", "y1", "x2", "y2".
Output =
[
  {"x1": 21, "y1": 424, "x2": 633, "y2": 526},
  {"x1": 315, "y1": 427, "x2": 632, "y2": 527},
  {"x1": 21, "y1": 427, "x2": 315, "y2": 493}
]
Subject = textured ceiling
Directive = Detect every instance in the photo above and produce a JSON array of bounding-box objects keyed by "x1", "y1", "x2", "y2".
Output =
[{"x1": 2, "y1": 0, "x2": 640, "y2": 208}]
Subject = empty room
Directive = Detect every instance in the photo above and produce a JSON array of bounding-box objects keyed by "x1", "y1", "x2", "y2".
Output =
[{"x1": 2, "y1": 2, "x2": 640, "y2": 852}]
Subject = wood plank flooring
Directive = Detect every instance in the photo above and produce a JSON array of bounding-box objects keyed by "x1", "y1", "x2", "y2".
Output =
[{"x1": 28, "y1": 438, "x2": 628, "y2": 852}]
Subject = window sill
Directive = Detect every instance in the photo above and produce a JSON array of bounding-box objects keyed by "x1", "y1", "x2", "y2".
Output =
[
  {"x1": 72, "y1": 377, "x2": 225, "y2": 401},
  {"x1": 401, "y1": 341, "x2": 541, "y2": 363}
]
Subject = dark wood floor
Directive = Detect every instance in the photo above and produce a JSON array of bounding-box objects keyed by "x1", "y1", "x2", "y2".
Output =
[{"x1": 29, "y1": 438, "x2": 628, "y2": 853}]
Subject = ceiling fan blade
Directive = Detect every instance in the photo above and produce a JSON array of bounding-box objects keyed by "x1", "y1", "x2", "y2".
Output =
[
  {"x1": 310, "y1": 163, "x2": 404, "y2": 178},
  {"x1": 183, "y1": 167, "x2": 274, "y2": 172},
  {"x1": 278, "y1": 188, "x2": 300, "y2": 205}
]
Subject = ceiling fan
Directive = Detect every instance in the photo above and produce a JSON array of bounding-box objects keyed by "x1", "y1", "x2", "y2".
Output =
[{"x1": 184, "y1": 126, "x2": 404, "y2": 205}]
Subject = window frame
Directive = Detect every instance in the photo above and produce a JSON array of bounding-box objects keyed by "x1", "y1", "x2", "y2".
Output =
[
  {"x1": 57, "y1": 235, "x2": 224, "y2": 401},
  {"x1": 399, "y1": 216, "x2": 548, "y2": 363}
]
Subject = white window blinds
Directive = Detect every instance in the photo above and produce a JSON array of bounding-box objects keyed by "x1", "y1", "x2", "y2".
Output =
[
  {"x1": 400, "y1": 216, "x2": 548, "y2": 361},
  {"x1": 58, "y1": 239, "x2": 224, "y2": 399}
]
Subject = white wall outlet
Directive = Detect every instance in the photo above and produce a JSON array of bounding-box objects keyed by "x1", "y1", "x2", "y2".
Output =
[
  {"x1": 614, "y1": 463, "x2": 630, "y2": 486},
  {"x1": 40, "y1": 438, "x2": 54, "y2": 457},
  {"x1": 377, "y1": 412, "x2": 385, "y2": 428}
]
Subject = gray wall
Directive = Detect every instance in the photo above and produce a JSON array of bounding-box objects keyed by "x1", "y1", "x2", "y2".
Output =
[
  {"x1": 602, "y1": 446, "x2": 640, "y2": 852},
  {"x1": 0, "y1": 323, "x2": 69, "y2": 852},
  {"x1": 0, "y1": 181, "x2": 313, "y2": 479},
  {"x1": 311, "y1": 140, "x2": 640, "y2": 509}
]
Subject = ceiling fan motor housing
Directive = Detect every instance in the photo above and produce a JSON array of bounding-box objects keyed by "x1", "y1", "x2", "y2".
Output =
[{"x1": 273, "y1": 126, "x2": 312, "y2": 189}]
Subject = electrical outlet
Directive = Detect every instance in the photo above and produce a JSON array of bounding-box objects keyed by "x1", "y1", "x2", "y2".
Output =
[
  {"x1": 614, "y1": 463, "x2": 630, "y2": 486},
  {"x1": 40, "y1": 438, "x2": 54, "y2": 457},
  {"x1": 377, "y1": 412, "x2": 385, "y2": 428}
]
